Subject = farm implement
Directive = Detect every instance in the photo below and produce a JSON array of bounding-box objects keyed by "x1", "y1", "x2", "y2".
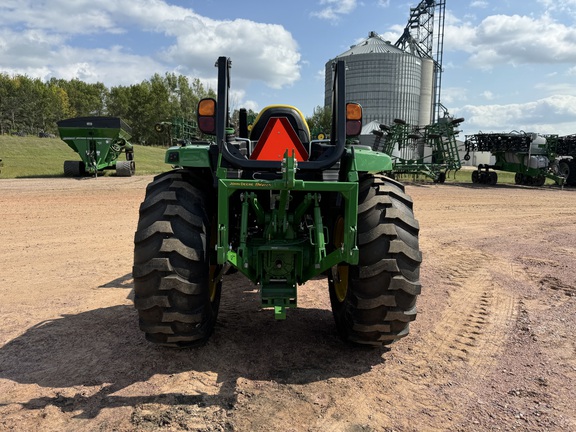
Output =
[
  {"x1": 464, "y1": 131, "x2": 567, "y2": 186},
  {"x1": 57, "y1": 116, "x2": 135, "y2": 177},
  {"x1": 371, "y1": 116, "x2": 463, "y2": 183}
]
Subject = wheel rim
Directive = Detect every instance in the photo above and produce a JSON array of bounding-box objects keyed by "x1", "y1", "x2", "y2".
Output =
[{"x1": 333, "y1": 265, "x2": 349, "y2": 302}]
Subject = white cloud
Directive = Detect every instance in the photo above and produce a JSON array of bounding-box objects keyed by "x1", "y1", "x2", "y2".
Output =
[
  {"x1": 0, "y1": 0, "x2": 301, "y2": 89},
  {"x1": 311, "y1": 0, "x2": 358, "y2": 20},
  {"x1": 445, "y1": 14, "x2": 576, "y2": 69},
  {"x1": 441, "y1": 86, "x2": 469, "y2": 105},
  {"x1": 538, "y1": 0, "x2": 576, "y2": 15},
  {"x1": 457, "y1": 95, "x2": 576, "y2": 135},
  {"x1": 534, "y1": 81, "x2": 576, "y2": 96},
  {"x1": 470, "y1": 1, "x2": 488, "y2": 8},
  {"x1": 163, "y1": 18, "x2": 301, "y2": 89},
  {"x1": 481, "y1": 90, "x2": 495, "y2": 100}
]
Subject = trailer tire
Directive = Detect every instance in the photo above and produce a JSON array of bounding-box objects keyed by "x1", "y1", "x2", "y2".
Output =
[
  {"x1": 63, "y1": 160, "x2": 85, "y2": 177},
  {"x1": 569, "y1": 161, "x2": 576, "y2": 186},
  {"x1": 116, "y1": 160, "x2": 134, "y2": 177},
  {"x1": 328, "y1": 174, "x2": 422, "y2": 346},
  {"x1": 489, "y1": 171, "x2": 498, "y2": 185},
  {"x1": 434, "y1": 172, "x2": 446, "y2": 184},
  {"x1": 133, "y1": 169, "x2": 221, "y2": 347},
  {"x1": 471, "y1": 170, "x2": 479, "y2": 183},
  {"x1": 534, "y1": 175, "x2": 546, "y2": 187}
]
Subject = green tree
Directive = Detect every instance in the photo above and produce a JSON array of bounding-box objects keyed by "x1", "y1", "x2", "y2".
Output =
[
  {"x1": 106, "y1": 85, "x2": 131, "y2": 120},
  {"x1": 0, "y1": 74, "x2": 19, "y2": 134},
  {"x1": 0, "y1": 71, "x2": 217, "y2": 143},
  {"x1": 0, "y1": 75, "x2": 46, "y2": 135},
  {"x1": 306, "y1": 105, "x2": 331, "y2": 139},
  {"x1": 231, "y1": 108, "x2": 258, "y2": 135},
  {"x1": 49, "y1": 78, "x2": 107, "y2": 117}
]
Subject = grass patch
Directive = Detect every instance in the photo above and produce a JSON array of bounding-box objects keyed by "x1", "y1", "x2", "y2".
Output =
[
  {"x1": 393, "y1": 167, "x2": 558, "y2": 186},
  {"x1": 0, "y1": 135, "x2": 169, "y2": 178},
  {"x1": 390, "y1": 168, "x2": 514, "y2": 185},
  {"x1": 1, "y1": 136, "x2": 559, "y2": 186}
]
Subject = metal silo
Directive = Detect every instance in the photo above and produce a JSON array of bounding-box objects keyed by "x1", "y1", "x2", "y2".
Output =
[{"x1": 324, "y1": 31, "x2": 434, "y2": 129}]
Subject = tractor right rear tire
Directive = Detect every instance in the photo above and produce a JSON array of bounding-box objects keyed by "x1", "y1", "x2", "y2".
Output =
[
  {"x1": 328, "y1": 174, "x2": 422, "y2": 346},
  {"x1": 132, "y1": 169, "x2": 221, "y2": 347}
]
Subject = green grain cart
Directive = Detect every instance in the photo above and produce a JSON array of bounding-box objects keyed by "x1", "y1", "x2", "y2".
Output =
[
  {"x1": 57, "y1": 116, "x2": 135, "y2": 177},
  {"x1": 132, "y1": 57, "x2": 422, "y2": 347}
]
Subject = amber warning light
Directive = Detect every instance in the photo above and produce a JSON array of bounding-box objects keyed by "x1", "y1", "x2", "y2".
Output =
[
  {"x1": 197, "y1": 98, "x2": 217, "y2": 135},
  {"x1": 346, "y1": 103, "x2": 362, "y2": 137}
]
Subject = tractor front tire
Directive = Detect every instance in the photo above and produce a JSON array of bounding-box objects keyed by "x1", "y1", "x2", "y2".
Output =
[
  {"x1": 133, "y1": 169, "x2": 220, "y2": 347},
  {"x1": 329, "y1": 174, "x2": 422, "y2": 346}
]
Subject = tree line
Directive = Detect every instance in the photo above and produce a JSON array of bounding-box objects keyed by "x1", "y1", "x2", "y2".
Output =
[{"x1": 0, "y1": 72, "x2": 331, "y2": 145}]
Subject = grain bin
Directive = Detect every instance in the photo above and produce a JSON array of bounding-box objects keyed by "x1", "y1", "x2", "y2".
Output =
[{"x1": 325, "y1": 32, "x2": 434, "y2": 131}]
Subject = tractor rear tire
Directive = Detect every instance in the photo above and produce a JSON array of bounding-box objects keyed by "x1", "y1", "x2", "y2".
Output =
[
  {"x1": 132, "y1": 169, "x2": 221, "y2": 347},
  {"x1": 328, "y1": 174, "x2": 422, "y2": 346}
]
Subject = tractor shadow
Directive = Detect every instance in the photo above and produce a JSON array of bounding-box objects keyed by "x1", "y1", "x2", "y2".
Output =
[{"x1": 0, "y1": 274, "x2": 387, "y2": 418}]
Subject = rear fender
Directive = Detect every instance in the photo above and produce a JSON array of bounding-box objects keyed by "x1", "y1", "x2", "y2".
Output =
[
  {"x1": 165, "y1": 144, "x2": 213, "y2": 168},
  {"x1": 347, "y1": 146, "x2": 393, "y2": 174}
]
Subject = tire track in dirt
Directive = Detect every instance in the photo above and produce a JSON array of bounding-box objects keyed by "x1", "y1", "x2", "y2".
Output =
[
  {"x1": 367, "y1": 244, "x2": 518, "y2": 430},
  {"x1": 291, "y1": 243, "x2": 519, "y2": 432}
]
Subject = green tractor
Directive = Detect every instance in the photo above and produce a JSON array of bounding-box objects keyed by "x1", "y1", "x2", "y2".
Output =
[{"x1": 132, "y1": 57, "x2": 422, "y2": 347}]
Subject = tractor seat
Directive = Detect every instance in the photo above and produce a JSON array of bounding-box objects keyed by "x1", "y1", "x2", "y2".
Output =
[
  {"x1": 250, "y1": 105, "x2": 310, "y2": 161},
  {"x1": 250, "y1": 105, "x2": 310, "y2": 143}
]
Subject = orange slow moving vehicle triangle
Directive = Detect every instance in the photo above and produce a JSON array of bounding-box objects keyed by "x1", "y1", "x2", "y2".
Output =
[{"x1": 250, "y1": 117, "x2": 309, "y2": 161}]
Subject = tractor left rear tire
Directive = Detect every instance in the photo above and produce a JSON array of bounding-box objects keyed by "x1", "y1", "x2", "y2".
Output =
[
  {"x1": 329, "y1": 174, "x2": 422, "y2": 346},
  {"x1": 132, "y1": 169, "x2": 220, "y2": 347}
]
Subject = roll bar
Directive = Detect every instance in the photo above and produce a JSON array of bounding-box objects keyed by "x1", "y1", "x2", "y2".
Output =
[{"x1": 213, "y1": 56, "x2": 347, "y2": 171}]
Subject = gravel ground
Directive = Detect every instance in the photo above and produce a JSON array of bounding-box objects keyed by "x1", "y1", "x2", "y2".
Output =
[{"x1": 0, "y1": 176, "x2": 575, "y2": 432}]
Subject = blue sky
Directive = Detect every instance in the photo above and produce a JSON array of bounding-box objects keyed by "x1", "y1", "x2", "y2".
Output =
[{"x1": 2, "y1": 0, "x2": 576, "y2": 137}]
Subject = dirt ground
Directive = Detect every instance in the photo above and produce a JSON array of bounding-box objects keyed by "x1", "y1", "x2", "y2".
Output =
[{"x1": 0, "y1": 175, "x2": 575, "y2": 432}]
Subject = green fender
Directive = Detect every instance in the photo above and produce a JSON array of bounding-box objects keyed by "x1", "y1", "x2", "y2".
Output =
[
  {"x1": 350, "y1": 146, "x2": 393, "y2": 173},
  {"x1": 165, "y1": 144, "x2": 212, "y2": 167}
]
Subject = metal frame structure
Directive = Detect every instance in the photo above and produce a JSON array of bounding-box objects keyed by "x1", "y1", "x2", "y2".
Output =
[
  {"x1": 464, "y1": 132, "x2": 566, "y2": 186},
  {"x1": 394, "y1": 0, "x2": 446, "y2": 123},
  {"x1": 372, "y1": 115, "x2": 462, "y2": 182}
]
